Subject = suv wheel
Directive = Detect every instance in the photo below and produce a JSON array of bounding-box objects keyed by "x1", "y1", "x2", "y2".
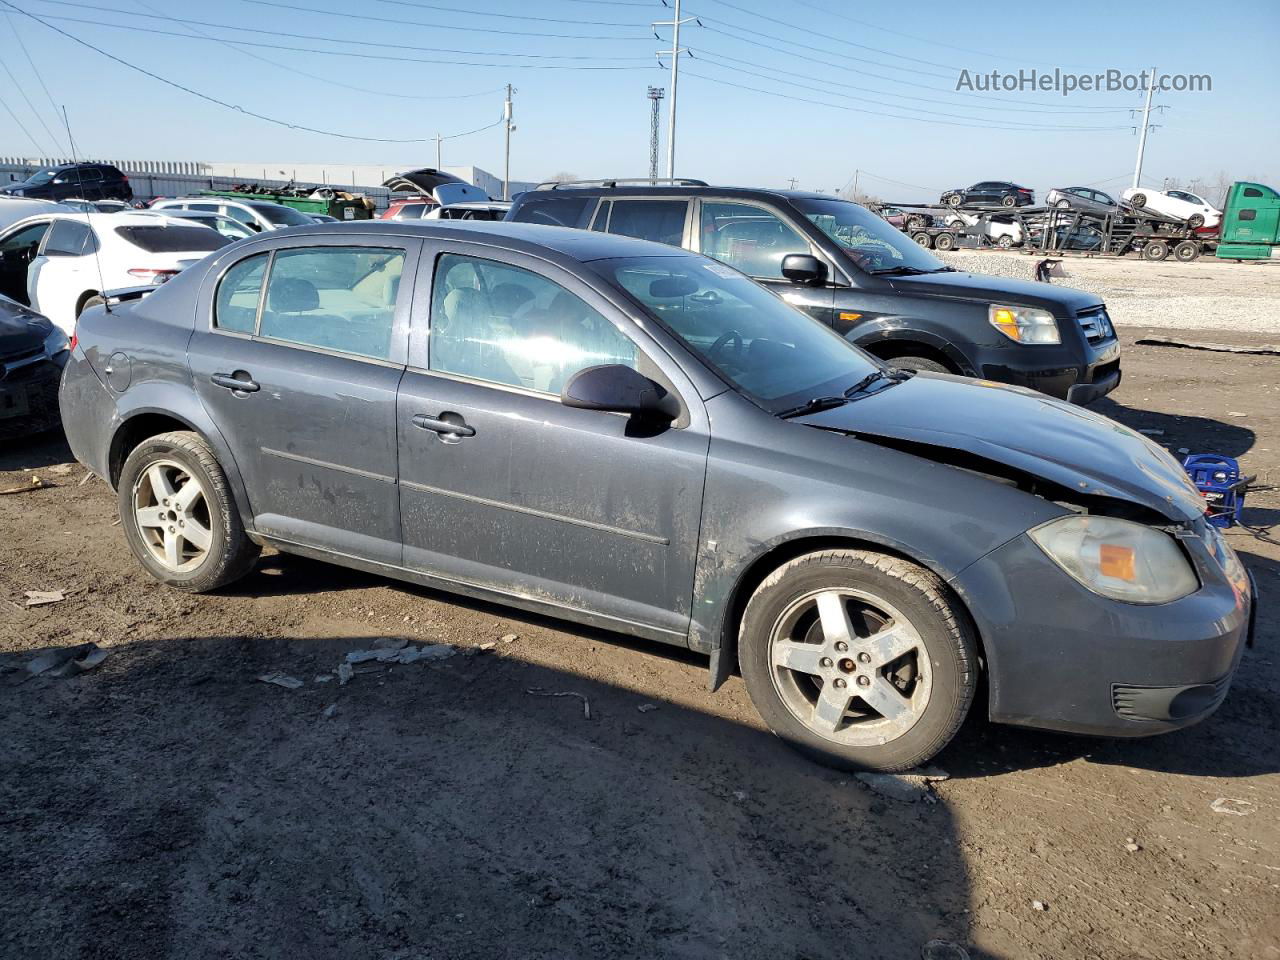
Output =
[
  {"x1": 739, "y1": 549, "x2": 977, "y2": 772},
  {"x1": 945, "y1": 194, "x2": 962, "y2": 207},
  {"x1": 887, "y1": 354, "x2": 950, "y2": 374},
  {"x1": 996, "y1": 234, "x2": 1015, "y2": 249},
  {"x1": 118, "y1": 430, "x2": 260, "y2": 592},
  {"x1": 933, "y1": 232, "x2": 956, "y2": 251}
]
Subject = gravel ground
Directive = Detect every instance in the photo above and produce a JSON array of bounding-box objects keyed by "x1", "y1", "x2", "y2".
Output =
[
  {"x1": 938, "y1": 250, "x2": 1280, "y2": 333},
  {"x1": 1, "y1": 331, "x2": 1278, "y2": 960}
]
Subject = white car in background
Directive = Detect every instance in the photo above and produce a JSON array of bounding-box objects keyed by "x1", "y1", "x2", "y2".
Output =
[
  {"x1": 944, "y1": 211, "x2": 1024, "y2": 248},
  {"x1": 1120, "y1": 187, "x2": 1222, "y2": 228},
  {"x1": 0, "y1": 212, "x2": 229, "y2": 333}
]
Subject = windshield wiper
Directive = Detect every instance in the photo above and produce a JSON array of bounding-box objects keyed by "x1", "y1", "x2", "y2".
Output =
[
  {"x1": 870, "y1": 265, "x2": 956, "y2": 276},
  {"x1": 843, "y1": 368, "x2": 911, "y2": 397},
  {"x1": 777, "y1": 396, "x2": 851, "y2": 419}
]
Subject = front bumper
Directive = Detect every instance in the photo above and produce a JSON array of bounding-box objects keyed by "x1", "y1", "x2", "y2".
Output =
[
  {"x1": 981, "y1": 334, "x2": 1121, "y2": 405},
  {"x1": 952, "y1": 530, "x2": 1252, "y2": 738},
  {"x1": 0, "y1": 351, "x2": 66, "y2": 440}
]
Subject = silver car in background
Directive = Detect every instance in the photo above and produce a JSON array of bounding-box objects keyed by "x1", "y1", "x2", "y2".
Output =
[{"x1": 1045, "y1": 187, "x2": 1121, "y2": 216}]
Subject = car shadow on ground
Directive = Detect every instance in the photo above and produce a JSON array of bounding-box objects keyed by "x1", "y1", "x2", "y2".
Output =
[
  {"x1": 0, "y1": 429, "x2": 74, "y2": 473},
  {"x1": 1094, "y1": 397, "x2": 1257, "y2": 458},
  {"x1": 1, "y1": 633, "x2": 998, "y2": 960}
]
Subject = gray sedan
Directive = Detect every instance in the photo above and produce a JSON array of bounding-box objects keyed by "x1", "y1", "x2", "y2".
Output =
[
  {"x1": 1045, "y1": 186, "x2": 1121, "y2": 216},
  {"x1": 59, "y1": 221, "x2": 1255, "y2": 771}
]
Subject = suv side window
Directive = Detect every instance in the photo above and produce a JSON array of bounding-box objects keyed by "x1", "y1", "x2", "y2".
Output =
[
  {"x1": 225, "y1": 205, "x2": 257, "y2": 227},
  {"x1": 429, "y1": 252, "x2": 636, "y2": 394},
  {"x1": 42, "y1": 219, "x2": 95, "y2": 256},
  {"x1": 699, "y1": 201, "x2": 810, "y2": 280},
  {"x1": 510, "y1": 196, "x2": 595, "y2": 228},
  {"x1": 257, "y1": 247, "x2": 405, "y2": 359},
  {"x1": 214, "y1": 253, "x2": 269, "y2": 333},
  {"x1": 602, "y1": 199, "x2": 688, "y2": 246}
]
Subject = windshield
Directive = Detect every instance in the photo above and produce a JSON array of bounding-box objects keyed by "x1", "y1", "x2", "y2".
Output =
[
  {"x1": 255, "y1": 204, "x2": 314, "y2": 227},
  {"x1": 22, "y1": 169, "x2": 59, "y2": 187},
  {"x1": 115, "y1": 225, "x2": 230, "y2": 253},
  {"x1": 791, "y1": 198, "x2": 947, "y2": 274},
  {"x1": 599, "y1": 255, "x2": 879, "y2": 413}
]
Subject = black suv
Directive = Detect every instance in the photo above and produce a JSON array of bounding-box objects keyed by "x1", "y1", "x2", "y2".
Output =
[
  {"x1": 940, "y1": 182, "x2": 1034, "y2": 208},
  {"x1": 1, "y1": 162, "x2": 133, "y2": 203},
  {"x1": 506, "y1": 180, "x2": 1118, "y2": 403}
]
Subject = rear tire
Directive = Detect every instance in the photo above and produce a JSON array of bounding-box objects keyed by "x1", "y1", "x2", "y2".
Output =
[
  {"x1": 1187, "y1": 213, "x2": 1205, "y2": 229},
  {"x1": 1173, "y1": 240, "x2": 1200, "y2": 262},
  {"x1": 1142, "y1": 239, "x2": 1169, "y2": 262},
  {"x1": 996, "y1": 234, "x2": 1015, "y2": 249},
  {"x1": 1130, "y1": 192, "x2": 1148, "y2": 209},
  {"x1": 933, "y1": 232, "x2": 956, "y2": 251},
  {"x1": 739, "y1": 549, "x2": 977, "y2": 772},
  {"x1": 77, "y1": 293, "x2": 104, "y2": 317},
  {"x1": 912, "y1": 231, "x2": 933, "y2": 248},
  {"x1": 117, "y1": 431, "x2": 260, "y2": 592},
  {"x1": 1055, "y1": 199, "x2": 1070, "y2": 209},
  {"x1": 1000, "y1": 194, "x2": 1017, "y2": 207}
]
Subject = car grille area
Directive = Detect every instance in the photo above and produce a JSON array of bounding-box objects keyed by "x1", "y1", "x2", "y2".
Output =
[
  {"x1": 1077, "y1": 308, "x2": 1115, "y2": 344},
  {"x1": 1112, "y1": 673, "x2": 1233, "y2": 723},
  {"x1": 0, "y1": 354, "x2": 62, "y2": 438}
]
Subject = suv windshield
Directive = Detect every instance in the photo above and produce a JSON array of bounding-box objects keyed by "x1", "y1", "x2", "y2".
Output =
[
  {"x1": 253, "y1": 204, "x2": 314, "y2": 227},
  {"x1": 21, "y1": 169, "x2": 59, "y2": 187},
  {"x1": 599, "y1": 255, "x2": 880, "y2": 414},
  {"x1": 790, "y1": 198, "x2": 947, "y2": 274}
]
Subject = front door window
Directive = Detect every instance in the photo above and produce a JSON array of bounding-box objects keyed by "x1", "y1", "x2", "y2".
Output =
[{"x1": 698, "y1": 201, "x2": 810, "y2": 279}]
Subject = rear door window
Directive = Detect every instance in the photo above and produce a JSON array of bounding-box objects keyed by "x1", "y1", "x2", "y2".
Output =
[
  {"x1": 510, "y1": 196, "x2": 595, "y2": 228},
  {"x1": 42, "y1": 219, "x2": 96, "y2": 256},
  {"x1": 258, "y1": 246, "x2": 405, "y2": 360},
  {"x1": 603, "y1": 199, "x2": 688, "y2": 246}
]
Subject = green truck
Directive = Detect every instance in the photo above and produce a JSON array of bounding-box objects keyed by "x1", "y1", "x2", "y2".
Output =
[{"x1": 1216, "y1": 181, "x2": 1280, "y2": 260}]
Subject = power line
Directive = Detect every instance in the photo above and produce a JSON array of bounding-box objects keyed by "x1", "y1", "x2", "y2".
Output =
[
  {"x1": 0, "y1": 52, "x2": 58, "y2": 154},
  {"x1": 3, "y1": 2, "x2": 509, "y2": 142},
  {"x1": 124, "y1": 0, "x2": 505, "y2": 100},
  {"x1": 689, "y1": 50, "x2": 1133, "y2": 124},
  {"x1": 30, "y1": 12, "x2": 655, "y2": 70},
  {"x1": 240, "y1": 0, "x2": 652, "y2": 41},
  {"x1": 368, "y1": 0, "x2": 641, "y2": 27},
  {"x1": 4, "y1": 12, "x2": 70, "y2": 152},
  {"x1": 35, "y1": 0, "x2": 654, "y2": 60},
  {"x1": 0, "y1": 66, "x2": 46, "y2": 155},
  {"x1": 682, "y1": 69, "x2": 1131, "y2": 132}
]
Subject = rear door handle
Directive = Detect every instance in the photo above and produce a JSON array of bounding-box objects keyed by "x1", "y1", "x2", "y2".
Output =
[
  {"x1": 412, "y1": 413, "x2": 475, "y2": 438},
  {"x1": 211, "y1": 372, "x2": 260, "y2": 393}
]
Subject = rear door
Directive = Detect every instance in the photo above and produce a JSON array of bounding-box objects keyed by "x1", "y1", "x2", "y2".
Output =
[
  {"x1": 188, "y1": 236, "x2": 418, "y2": 563},
  {"x1": 395, "y1": 244, "x2": 708, "y2": 638},
  {"x1": 30, "y1": 219, "x2": 97, "y2": 331},
  {"x1": 692, "y1": 198, "x2": 835, "y2": 324},
  {"x1": 594, "y1": 198, "x2": 691, "y2": 247}
]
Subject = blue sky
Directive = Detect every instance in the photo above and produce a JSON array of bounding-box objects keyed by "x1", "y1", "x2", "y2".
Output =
[{"x1": 1, "y1": 0, "x2": 1277, "y2": 202}]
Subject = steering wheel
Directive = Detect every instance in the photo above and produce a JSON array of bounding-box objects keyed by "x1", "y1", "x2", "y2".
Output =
[{"x1": 708, "y1": 330, "x2": 744, "y2": 363}]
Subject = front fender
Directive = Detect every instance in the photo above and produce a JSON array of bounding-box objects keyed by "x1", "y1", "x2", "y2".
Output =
[{"x1": 848, "y1": 316, "x2": 977, "y2": 375}]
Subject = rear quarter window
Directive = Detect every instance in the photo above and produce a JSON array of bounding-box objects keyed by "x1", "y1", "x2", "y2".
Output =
[
  {"x1": 115, "y1": 225, "x2": 230, "y2": 253},
  {"x1": 510, "y1": 196, "x2": 595, "y2": 228}
]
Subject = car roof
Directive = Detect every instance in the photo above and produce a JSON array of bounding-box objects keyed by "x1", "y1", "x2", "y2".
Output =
[
  {"x1": 515, "y1": 184, "x2": 834, "y2": 203},
  {"x1": 158, "y1": 196, "x2": 293, "y2": 210},
  {"x1": 259, "y1": 219, "x2": 693, "y2": 262}
]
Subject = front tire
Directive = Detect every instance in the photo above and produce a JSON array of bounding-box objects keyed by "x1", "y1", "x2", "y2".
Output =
[
  {"x1": 739, "y1": 549, "x2": 977, "y2": 772},
  {"x1": 118, "y1": 430, "x2": 260, "y2": 592},
  {"x1": 1130, "y1": 192, "x2": 1147, "y2": 209}
]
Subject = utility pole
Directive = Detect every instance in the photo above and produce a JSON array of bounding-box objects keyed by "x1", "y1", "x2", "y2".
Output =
[
  {"x1": 654, "y1": 0, "x2": 697, "y2": 180},
  {"x1": 503, "y1": 83, "x2": 516, "y2": 201},
  {"x1": 785, "y1": 177, "x2": 798, "y2": 190},
  {"x1": 435, "y1": 133, "x2": 442, "y2": 170},
  {"x1": 647, "y1": 86, "x2": 665, "y2": 181},
  {"x1": 1132, "y1": 66, "x2": 1157, "y2": 189},
  {"x1": 852, "y1": 168, "x2": 860, "y2": 199}
]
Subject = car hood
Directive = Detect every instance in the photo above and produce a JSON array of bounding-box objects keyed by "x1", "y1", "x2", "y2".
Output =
[
  {"x1": 795, "y1": 373, "x2": 1205, "y2": 523},
  {"x1": 0, "y1": 294, "x2": 52, "y2": 358},
  {"x1": 887, "y1": 270, "x2": 1102, "y2": 314}
]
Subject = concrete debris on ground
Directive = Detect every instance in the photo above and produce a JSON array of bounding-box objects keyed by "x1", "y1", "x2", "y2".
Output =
[
  {"x1": 26, "y1": 642, "x2": 109, "y2": 679},
  {"x1": 478, "y1": 642, "x2": 496, "y2": 651},
  {"x1": 23, "y1": 590, "x2": 65, "y2": 607},
  {"x1": 257, "y1": 672, "x2": 304, "y2": 690},
  {"x1": 1124, "y1": 839, "x2": 1142, "y2": 853},
  {"x1": 1210, "y1": 797, "x2": 1256, "y2": 816},
  {"x1": 500, "y1": 633, "x2": 518, "y2": 643},
  {"x1": 637, "y1": 702, "x2": 659, "y2": 713},
  {"x1": 1032, "y1": 900, "x2": 1048, "y2": 912},
  {"x1": 854, "y1": 768, "x2": 950, "y2": 803},
  {"x1": 337, "y1": 662, "x2": 353, "y2": 685},
  {"x1": 371, "y1": 637, "x2": 407, "y2": 650},
  {"x1": 321, "y1": 703, "x2": 337, "y2": 719},
  {"x1": 48, "y1": 464, "x2": 74, "y2": 476}
]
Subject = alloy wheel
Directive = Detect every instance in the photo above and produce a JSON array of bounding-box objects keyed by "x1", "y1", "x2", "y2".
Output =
[
  {"x1": 768, "y1": 588, "x2": 932, "y2": 746},
  {"x1": 132, "y1": 459, "x2": 213, "y2": 573}
]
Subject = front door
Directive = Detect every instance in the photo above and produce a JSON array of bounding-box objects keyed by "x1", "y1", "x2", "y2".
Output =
[
  {"x1": 187, "y1": 238, "x2": 417, "y2": 563},
  {"x1": 693, "y1": 198, "x2": 836, "y2": 324},
  {"x1": 396, "y1": 246, "x2": 708, "y2": 639}
]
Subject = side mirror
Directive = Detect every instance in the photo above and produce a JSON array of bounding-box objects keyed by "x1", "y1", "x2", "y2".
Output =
[
  {"x1": 561, "y1": 364, "x2": 680, "y2": 422},
  {"x1": 248, "y1": 222, "x2": 263, "y2": 232},
  {"x1": 781, "y1": 253, "x2": 827, "y2": 285}
]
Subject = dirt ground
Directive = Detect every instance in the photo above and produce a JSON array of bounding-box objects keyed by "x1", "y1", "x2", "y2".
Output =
[{"x1": 2, "y1": 328, "x2": 1277, "y2": 960}]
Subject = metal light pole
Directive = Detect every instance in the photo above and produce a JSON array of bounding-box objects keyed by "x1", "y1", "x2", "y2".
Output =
[
  {"x1": 647, "y1": 86, "x2": 664, "y2": 181},
  {"x1": 654, "y1": 0, "x2": 696, "y2": 180},
  {"x1": 435, "y1": 133, "x2": 442, "y2": 170},
  {"x1": 1132, "y1": 66, "x2": 1157, "y2": 189},
  {"x1": 503, "y1": 83, "x2": 515, "y2": 201}
]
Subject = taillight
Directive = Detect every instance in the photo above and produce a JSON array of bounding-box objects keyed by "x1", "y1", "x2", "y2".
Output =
[
  {"x1": 127, "y1": 268, "x2": 179, "y2": 284},
  {"x1": 68, "y1": 331, "x2": 78, "y2": 351}
]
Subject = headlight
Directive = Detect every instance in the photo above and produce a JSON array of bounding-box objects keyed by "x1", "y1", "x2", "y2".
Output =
[
  {"x1": 1028, "y1": 515, "x2": 1198, "y2": 604},
  {"x1": 42, "y1": 326, "x2": 69, "y2": 356},
  {"x1": 989, "y1": 304, "x2": 1060, "y2": 344}
]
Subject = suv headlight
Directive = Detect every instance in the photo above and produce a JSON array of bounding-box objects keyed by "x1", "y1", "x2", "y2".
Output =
[
  {"x1": 989, "y1": 304, "x2": 1060, "y2": 344},
  {"x1": 42, "y1": 326, "x2": 69, "y2": 357},
  {"x1": 1028, "y1": 515, "x2": 1198, "y2": 604}
]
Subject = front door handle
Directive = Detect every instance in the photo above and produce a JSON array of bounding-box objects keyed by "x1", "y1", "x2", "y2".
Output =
[
  {"x1": 412, "y1": 413, "x2": 475, "y2": 438},
  {"x1": 211, "y1": 372, "x2": 260, "y2": 393}
]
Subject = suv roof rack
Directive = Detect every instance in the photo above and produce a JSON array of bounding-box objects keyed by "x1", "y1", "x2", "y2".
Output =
[{"x1": 533, "y1": 177, "x2": 709, "y2": 191}]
